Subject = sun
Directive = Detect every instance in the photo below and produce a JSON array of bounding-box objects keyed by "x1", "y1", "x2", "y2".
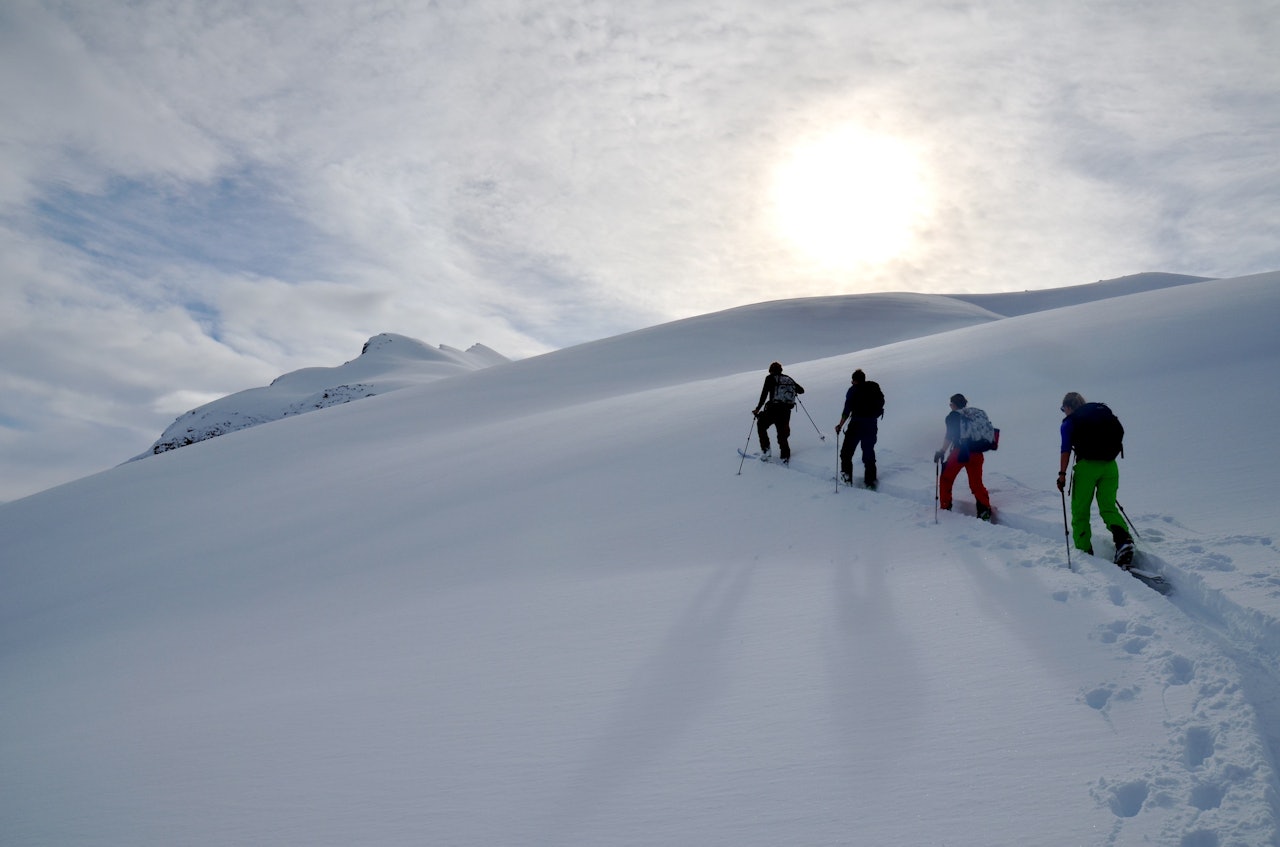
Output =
[{"x1": 771, "y1": 127, "x2": 931, "y2": 270}]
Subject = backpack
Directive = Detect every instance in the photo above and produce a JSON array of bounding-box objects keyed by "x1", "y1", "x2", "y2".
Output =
[
  {"x1": 847, "y1": 381, "x2": 885, "y2": 418},
  {"x1": 860, "y1": 381, "x2": 885, "y2": 419},
  {"x1": 773, "y1": 374, "x2": 798, "y2": 406},
  {"x1": 1070, "y1": 402, "x2": 1124, "y2": 460},
  {"x1": 958, "y1": 407, "x2": 998, "y2": 453}
]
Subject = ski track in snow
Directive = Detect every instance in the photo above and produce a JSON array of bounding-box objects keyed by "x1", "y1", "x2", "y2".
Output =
[{"x1": 743, "y1": 445, "x2": 1280, "y2": 845}]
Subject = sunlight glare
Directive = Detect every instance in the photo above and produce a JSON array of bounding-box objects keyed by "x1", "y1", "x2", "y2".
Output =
[{"x1": 772, "y1": 128, "x2": 930, "y2": 270}]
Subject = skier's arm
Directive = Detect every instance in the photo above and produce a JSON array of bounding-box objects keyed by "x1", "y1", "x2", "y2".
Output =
[
  {"x1": 835, "y1": 387, "x2": 853, "y2": 431},
  {"x1": 936, "y1": 412, "x2": 959, "y2": 460},
  {"x1": 1058, "y1": 420, "x2": 1074, "y2": 489},
  {"x1": 753, "y1": 376, "x2": 773, "y2": 414},
  {"x1": 1058, "y1": 421, "x2": 1075, "y2": 474}
]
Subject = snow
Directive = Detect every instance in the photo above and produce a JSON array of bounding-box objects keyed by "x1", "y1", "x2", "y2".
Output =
[
  {"x1": 134, "y1": 333, "x2": 507, "y2": 457},
  {"x1": 3, "y1": 272, "x2": 1279, "y2": 846}
]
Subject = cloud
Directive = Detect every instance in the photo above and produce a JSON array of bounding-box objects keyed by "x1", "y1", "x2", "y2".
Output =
[{"x1": 1, "y1": 0, "x2": 1277, "y2": 500}]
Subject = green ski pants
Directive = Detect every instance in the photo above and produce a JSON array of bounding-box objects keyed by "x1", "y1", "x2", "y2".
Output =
[{"x1": 1071, "y1": 459, "x2": 1128, "y2": 553}]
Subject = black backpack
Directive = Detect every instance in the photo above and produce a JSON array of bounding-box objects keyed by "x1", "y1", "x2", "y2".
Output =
[
  {"x1": 853, "y1": 381, "x2": 885, "y2": 418},
  {"x1": 1070, "y1": 402, "x2": 1125, "y2": 460}
]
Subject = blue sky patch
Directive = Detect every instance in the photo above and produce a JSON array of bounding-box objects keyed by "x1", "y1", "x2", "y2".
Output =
[{"x1": 34, "y1": 168, "x2": 334, "y2": 282}]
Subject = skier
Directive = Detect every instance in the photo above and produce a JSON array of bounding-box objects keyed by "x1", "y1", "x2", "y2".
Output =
[
  {"x1": 933, "y1": 393, "x2": 993, "y2": 520},
  {"x1": 1057, "y1": 392, "x2": 1135, "y2": 566},
  {"x1": 834, "y1": 369, "x2": 884, "y2": 488},
  {"x1": 752, "y1": 362, "x2": 804, "y2": 464}
]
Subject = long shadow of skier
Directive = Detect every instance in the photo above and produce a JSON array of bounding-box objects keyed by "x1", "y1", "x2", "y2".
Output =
[{"x1": 539, "y1": 559, "x2": 756, "y2": 842}]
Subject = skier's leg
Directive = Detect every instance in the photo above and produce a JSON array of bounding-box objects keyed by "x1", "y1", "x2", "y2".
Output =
[
  {"x1": 839, "y1": 431, "x2": 855, "y2": 479},
  {"x1": 939, "y1": 454, "x2": 962, "y2": 510},
  {"x1": 1095, "y1": 461, "x2": 1128, "y2": 536},
  {"x1": 756, "y1": 408, "x2": 772, "y2": 452},
  {"x1": 862, "y1": 420, "x2": 878, "y2": 485},
  {"x1": 1071, "y1": 461, "x2": 1101, "y2": 553},
  {"x1": 966, "y1": 453, "x2": 991, "y2": 509},
  {"x1": 777, "y1": 407, "x2": 792, "y2": 460}
]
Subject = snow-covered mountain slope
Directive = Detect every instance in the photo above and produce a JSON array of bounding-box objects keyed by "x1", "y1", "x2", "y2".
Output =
[
  {"x1": 377, "y1": 271, "x2": 1207, "y2": 425},
  {"x1": 134, "y1": 272, "x2": 1201, "y2": 460},
  {"x1": 950, "y1": 270, "x2": 1211, "y2": 316},
  {"x1": 2, "y1": 271, "x2": 1278, "y2": 847},
  {"x1": 135, "y1": 333, "x2": 507, "y2": 457}
]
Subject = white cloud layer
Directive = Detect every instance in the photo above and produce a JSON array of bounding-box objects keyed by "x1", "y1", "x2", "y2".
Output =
[{"x1": 2, "y1": 0, "x2": 1278, "y2": 500}]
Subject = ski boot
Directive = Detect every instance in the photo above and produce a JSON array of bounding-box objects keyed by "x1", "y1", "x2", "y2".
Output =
[{"x1": 1109, "y1": 525, "x2": 1135, "y2": 568}]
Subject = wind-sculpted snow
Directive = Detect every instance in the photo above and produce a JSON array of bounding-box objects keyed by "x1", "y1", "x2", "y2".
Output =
[{"x1": 2, "y1": 272, "x2": 1278, "y2": 846}]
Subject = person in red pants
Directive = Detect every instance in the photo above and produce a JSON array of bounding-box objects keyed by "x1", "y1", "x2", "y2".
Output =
[{"x1": 934, "y1": 393, "x2": 992, "y2": 521}]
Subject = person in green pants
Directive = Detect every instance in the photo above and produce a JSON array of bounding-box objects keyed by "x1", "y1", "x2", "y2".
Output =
[{"x1": 1056, "y1": 392, "x2": 1135, "y2": 567}]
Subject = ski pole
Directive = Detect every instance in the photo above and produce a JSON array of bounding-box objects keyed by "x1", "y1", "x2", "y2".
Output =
[
  {"x1": 1061, "y1": 488, "x2": 1073, "y2": 570},
  {"x1": 796, "y1": 397, "x2": 825, "y2": 442},
  {"x1": 737, "y1": 416, "x2": 755, "y2": 475},
  {"x1": 798, "y1": 397, "x2": 825, "y2": 442},
  {"x1": 1117, "y1": 501, "x2": 1141, "y2": 539}
]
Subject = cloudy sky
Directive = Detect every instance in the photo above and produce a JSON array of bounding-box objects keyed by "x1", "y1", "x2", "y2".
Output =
[{"x1": 2, "y1": 0, "x2": 1278, "y2": 501}]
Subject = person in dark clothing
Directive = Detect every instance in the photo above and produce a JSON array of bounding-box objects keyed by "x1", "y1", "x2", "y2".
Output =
[
  {"x1": 834, "y1": 369, "x2": 884, "y2": 488},
  {"x1": 752, "y1": 362, "x2": 804, "y2": 463},
  {"x1": 934, "y1": 393, "x2": 992, "y2": 520}
]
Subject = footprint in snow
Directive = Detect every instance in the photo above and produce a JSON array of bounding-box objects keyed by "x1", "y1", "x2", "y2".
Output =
[{"x1": 1183, "y1": 726, "x2": 1215, "y2": 769}]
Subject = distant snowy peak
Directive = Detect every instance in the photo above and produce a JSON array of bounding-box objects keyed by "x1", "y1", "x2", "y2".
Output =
[
  {"x1": 138, "y1": 334, "x2": 509, "y2": 458},
  {"x1": 355, "y1": 333, "x2": 507, "y2": 367}
]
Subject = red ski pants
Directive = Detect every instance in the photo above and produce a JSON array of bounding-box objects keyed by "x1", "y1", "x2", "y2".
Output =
[{"x1": 939, "y1": 452, "x2": 989, "y2": 510}]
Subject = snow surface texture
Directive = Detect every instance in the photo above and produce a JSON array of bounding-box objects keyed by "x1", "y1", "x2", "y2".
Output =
[
  {"x1": 3, "y1": 272, "x2": 1279, "y2": 846},
  {"x1": 136, "y1": 333, "x2": 507, "y2": 457}
]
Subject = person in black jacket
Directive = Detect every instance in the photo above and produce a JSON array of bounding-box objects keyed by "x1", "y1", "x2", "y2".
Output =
[
  {"x1": 835, "y1": 369, "x2": 884, "y2": 488},
  {"x1": 751, "y1": 362, "x2": 804, "y2": 464}
]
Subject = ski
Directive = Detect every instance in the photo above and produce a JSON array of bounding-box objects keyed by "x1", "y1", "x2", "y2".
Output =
[
  {"x1": 1123, "y1": 565, "x2": 1173, "y2": 595},
  {"x1": 1128, "y1": 569, "x2": 1173, "y2": 595},
  {"x1": 739, "y1": 448, "x2": 801, "y2": 468}
]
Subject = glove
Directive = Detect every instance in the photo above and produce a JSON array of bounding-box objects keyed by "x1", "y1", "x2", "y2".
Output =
[
  {"x1": 1056, "y1": 472, "x2": 1066, "y2": 492},
  {"x1": 933, "y1": 450, "x2": 944, "y2": 463}
]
